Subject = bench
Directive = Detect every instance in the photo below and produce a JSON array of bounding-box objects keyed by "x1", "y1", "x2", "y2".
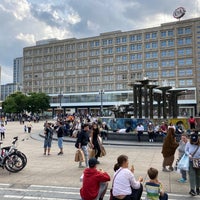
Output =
[{"x1": 107, "y1": 132, "x2": 164, "y2": 142}]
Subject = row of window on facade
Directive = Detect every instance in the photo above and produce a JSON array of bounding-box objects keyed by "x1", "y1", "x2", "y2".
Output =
[
  {"x1": 24, "y1": 57, "x2": 194, "y2": 75},
  {"x1": 24, "y1": 66, "x2": 194, "y2": 80},
  {"x1": 24, "y1": 27, "x2": 193, "y2": 56},
  {"x1": 24, "y1": 37, "x2": 193, "y2": 62},
  {"x1": 24, "y1": 52, "x2": 194, "y2": 67},
  {"x1": 23, "y1": 76, "x2": 194, "y2": 90}
]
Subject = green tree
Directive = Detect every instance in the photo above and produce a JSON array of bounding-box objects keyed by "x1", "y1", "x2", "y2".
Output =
[
  {"x1": 2, "y1": 92, "x2": 28, "y2": 114},
  {"x1": 2, "y1": 92, "x2": 50, "y2": 115},
  {"x1": 26, "y1": 92, "x2": 50, "y2": 114}
]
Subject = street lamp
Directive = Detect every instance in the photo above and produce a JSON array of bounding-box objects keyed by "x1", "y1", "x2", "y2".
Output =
[
  {"x1": 58, "y1": 91, "x2": 63, "y2": 109},
  {"x1": 99, "y1": 89, "x2": 104, "y2": 116}
]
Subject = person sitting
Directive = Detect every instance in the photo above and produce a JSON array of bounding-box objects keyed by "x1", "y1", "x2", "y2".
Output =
[
  {"x1": 80, "y1": 158, "x2": 110, "y2": 200},
  {"x1": 145, "y1": 167, "x2": 168, "y2": 200},
  {"x1": 112, "y1": 154, "x2": 143, "y2": 200}
]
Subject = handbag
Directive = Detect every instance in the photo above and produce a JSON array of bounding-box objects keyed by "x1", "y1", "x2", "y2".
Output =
[
  {"x1": 192, "y1": 146, "x2": 200, "y2": 169},
  {"x1": 177, "y1": 154, "x2": 189, "y2": 171},
  {"x1": 109, "y1": 168, "x2": 122, "y2": 200}
]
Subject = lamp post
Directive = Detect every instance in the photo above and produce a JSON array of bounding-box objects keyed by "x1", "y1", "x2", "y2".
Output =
[
  {"x1": 99, "y1": 89, "x2": 104, "y2": 116},
  {"x1": 58, "y1": 91, "x2": 63, "y2": 109}
]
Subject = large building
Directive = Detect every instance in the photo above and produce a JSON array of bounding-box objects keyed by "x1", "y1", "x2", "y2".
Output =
[
  {"x1": 13, "y1": 57, "x2": 23, "y2": 86},
  {"x1": 23, "y1": 17, "x2": 200, "y2": 117}
]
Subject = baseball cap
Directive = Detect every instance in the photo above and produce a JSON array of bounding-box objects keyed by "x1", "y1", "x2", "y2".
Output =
[
  {"x1": 191, "y1": 133, "x2": 198, "y2": 143},
  {"x1": 88, "y1": 158, "x2": 97, "y2": 168}
]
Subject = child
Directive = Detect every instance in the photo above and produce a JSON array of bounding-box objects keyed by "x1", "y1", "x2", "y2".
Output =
[{"x1": 145, "y1": 167, "x2": 168, "y2": 200}]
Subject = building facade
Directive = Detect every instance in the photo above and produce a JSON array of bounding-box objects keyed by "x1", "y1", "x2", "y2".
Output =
[
  {"x1": 23, "y1": 17, "x2": 200, "y2": 117},
  {"x1": 1, "y1": 83, "x2": 19, "y2": 101},
  {"x1": 13, "y1": 57, "x2": 23, "y2": 86}
]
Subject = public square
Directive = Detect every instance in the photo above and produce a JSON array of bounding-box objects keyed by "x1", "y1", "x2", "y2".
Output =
[{"x1": 0, "y1": 120, "x2": 197, "y2": 199}]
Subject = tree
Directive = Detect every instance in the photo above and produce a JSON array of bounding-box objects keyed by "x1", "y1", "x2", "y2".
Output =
[
  {"x1": 26, "y1": 92, "x2": 50, "y2": 114},
  {"x1": 2, "y1": 92, "x2": 50, "y2": 115},
  {"x1": 2, "y1": 92, "x2": 28, "y2": 114}
]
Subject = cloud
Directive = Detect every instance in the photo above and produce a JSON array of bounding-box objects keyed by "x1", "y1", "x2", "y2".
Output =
[{"x1": 1, "y1": 0, "x2": 200, "y2": 85}]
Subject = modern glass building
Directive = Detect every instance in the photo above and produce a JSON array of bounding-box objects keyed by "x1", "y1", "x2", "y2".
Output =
[{"x1": 23, "y1": 17, "x2": 200, "y2": 117}]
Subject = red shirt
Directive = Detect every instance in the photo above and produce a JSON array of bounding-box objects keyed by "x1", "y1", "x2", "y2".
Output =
[{"x1": 80, "y1": 167, "x2": 110, "y2": 200}]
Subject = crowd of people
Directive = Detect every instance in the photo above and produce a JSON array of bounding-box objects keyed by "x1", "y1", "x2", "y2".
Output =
[{"x1": 41, "y1": 113, "x2": 200, "y2": 199}]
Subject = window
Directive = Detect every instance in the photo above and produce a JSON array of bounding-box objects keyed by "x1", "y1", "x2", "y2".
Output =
[
  {"x1": 178, "y1": 28, "x2": 184, "y2": 34},
  {"x1": 145, "y1": 33, "x2": 151, "y2": 40},
  {"x1": 116, "y1": 37, "x2": 121, "y2": 44},
  {"x1": 161, "y1": 41, "x2": 167, "y2": 47},
  {"x1": 152, "y1": 42, "x2": 158, "y2": 49},
  {"x1": 168, "y1": 30, "x2": 174, "y2": 36},
  {"x1": 122, "y1": 46, "x2": 127, "y2": 52},
  {"x1": 161, "y1": 31, "x2": 166, "y2": 38},
  {"x1": 152, "y1": 32, "x2": 157, "y2": 39},
  {"x1": 146, "y1": 43, "x2": 151, "y2": 49},
  {"x1": 185, "y1": 27, "x2": 192, "y2": 34},
  {"x1": 122, "y1": 37, "x2": 127, "y2": 43}
]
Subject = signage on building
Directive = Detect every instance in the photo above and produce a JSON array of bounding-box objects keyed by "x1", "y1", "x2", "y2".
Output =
[{"x1": 173, "y1": 7, "x2": 186, "y2": 19}]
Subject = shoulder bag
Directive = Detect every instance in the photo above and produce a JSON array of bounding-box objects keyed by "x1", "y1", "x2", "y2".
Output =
[
  {"x1": 110, "y1": 168, "x2": 122, "y2": 200},
  {"x1": 192, "y1": 146, "x2": 200, "y2": 169}
]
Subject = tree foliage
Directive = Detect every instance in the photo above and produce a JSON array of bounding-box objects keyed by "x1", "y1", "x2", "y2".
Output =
[{"x1": 2, "y1": 92, "x2": 50, "y2": 115}]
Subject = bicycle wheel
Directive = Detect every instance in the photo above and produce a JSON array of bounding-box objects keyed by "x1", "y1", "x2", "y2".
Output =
[{"x1": 4, "y1": 153, "x2": 26, "y2": 173}]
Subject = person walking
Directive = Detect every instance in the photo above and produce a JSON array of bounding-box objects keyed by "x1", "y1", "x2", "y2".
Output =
[
  {"x1": 185, "y1": 133, "x2": 200, "y2": 196},
  {"x1": 56, "y1": 121, "x2": 64, "y2": 155},
  {"x1": 26, "y1": 120, "x2": 32, "y2": 133},
  {"x1": 80, "y1": 158, "x2": 110, "y2": 200},
  {"x1": 91, "y1": 122, "x2": 101, "y2": 164},
  {"x1": 161, "y1": 127, "x2": 179, "y2": 172},
  {"x1": 177, "y1": 133, "x2": 188, "y2": 183},
  {"x1": 112, "y1": 154, "x2": 143, "y2": 200},
  {"x1": 43, "y1": 122, "x2": 53, "y2": 155},
  {"x1": 77, "y1": 123, "x2": 93, "y2": 168},
  {"x1": 0, "y1": 124, "x2": 6, "y2": 140}
]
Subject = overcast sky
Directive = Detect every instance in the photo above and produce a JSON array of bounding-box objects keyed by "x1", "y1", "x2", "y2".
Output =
[{"x1": 0, "y1": 0, "x2": 200, "y2": 84}]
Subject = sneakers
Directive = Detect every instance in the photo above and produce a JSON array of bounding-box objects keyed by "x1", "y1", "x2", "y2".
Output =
[
  {"x1": 178, "y1": 178, "x2": 186, "y2": 183},
  {"x1": 57, "y1": 152, "x2": 63, "y2": 155},
  {"x1": 189, "y1": 189, "x2": 196, "y2": 196},
  {"x1": 196, "y1": 189, "x2": 200, "y2": 195}
]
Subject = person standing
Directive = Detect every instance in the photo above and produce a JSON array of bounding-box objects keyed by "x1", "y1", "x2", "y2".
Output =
[
  {"x1": 161, "y1": 127, "x2": 179, "y2": 172},
  {"x1": 91, "y1": 123, "x2": 101, "y2": 164},
  {"x1": 148, "y1": 123, "x2": 154, "y2": 142},
  {"x1": 112, "y1": 154, "x2": 143, "y2": 200},
  {"x1": 185, "y1": 133, "x2": 200, "y2": 196},
  {"x1": 177, "y1": 133, "x2": 188, "y2": 183},
  {"x1": 188, "y1": 116, "x2": 196, "y2": 130},
  {"x1": 0, "y1": 124, "x2": 6, "y2": 140},
  {"x1": 27, "y1": 120, "x2": 32, "y2": 133},
  {"x1": 80, "y1": 158, "x2": 110, "y2": 200},
  {"x1": 136, "y1": 123, "x2": 144, "y2": 142},
  {"x1": 77, "y1": 123, "x2": 93, "y2": 168},
  {"x1": 43, "y1": 122, "x2": 53, "y2": 155},
  {"x1": 56, "y1": 121, "x2": 64, "y2": 155}
]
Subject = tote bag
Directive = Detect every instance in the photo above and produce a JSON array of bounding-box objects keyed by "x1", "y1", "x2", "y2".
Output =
[{"x1": 177, "y1": 154, "x2": 189, "y2": 171}]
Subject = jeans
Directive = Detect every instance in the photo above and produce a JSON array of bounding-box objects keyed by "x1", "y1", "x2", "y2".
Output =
[
  {"x1": 189, "y1": 161, "x2": 200, "y2": 191},
  {"x1": 57, "y1": 137, "x2": 63, "y2": 149},
  {"x1": 79, "y1": 145, "x2": 89, "y2": 167},
  {"x1": 180, "y1": 169, "x2": 187, "y2": 180}
]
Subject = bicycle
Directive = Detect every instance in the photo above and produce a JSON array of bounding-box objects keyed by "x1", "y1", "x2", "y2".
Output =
[{"x1": 0, "y1": 136, "x2": 27, "y2": 173}]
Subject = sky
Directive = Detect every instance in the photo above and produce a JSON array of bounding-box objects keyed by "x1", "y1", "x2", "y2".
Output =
[{"x1": 0, "y1": 0, "x2": 200, "y2": 84}]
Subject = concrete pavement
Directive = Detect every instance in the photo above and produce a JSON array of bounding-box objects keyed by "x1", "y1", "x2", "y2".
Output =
[{"x1": 0, "y1": 120, "x2": 191, "y2": 197}]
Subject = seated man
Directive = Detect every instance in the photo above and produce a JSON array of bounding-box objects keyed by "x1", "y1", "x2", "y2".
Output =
[{"x1": 80, "y1": 158, "x2": 111, "y2": 200}]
